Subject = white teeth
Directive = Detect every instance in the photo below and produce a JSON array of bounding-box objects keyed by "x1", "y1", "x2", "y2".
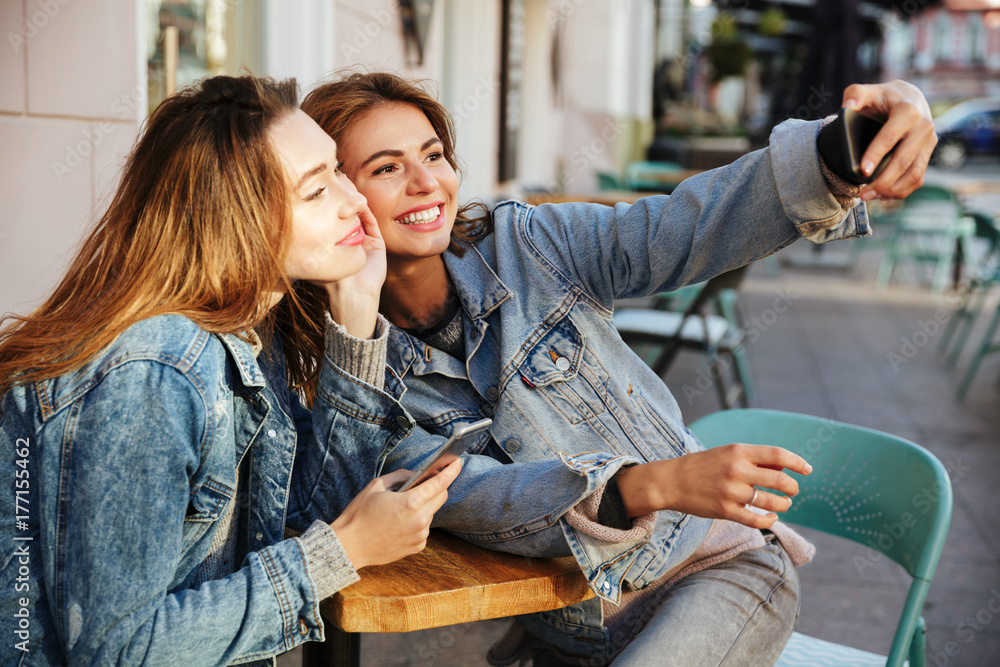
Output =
[{"x1": 396, "y1": 206, "x2": 440, "y2": 225}]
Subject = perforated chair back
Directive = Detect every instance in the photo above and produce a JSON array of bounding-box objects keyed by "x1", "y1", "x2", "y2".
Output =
[{"x1": 689, "y1": 409, "x2": 953, "y2": 667}]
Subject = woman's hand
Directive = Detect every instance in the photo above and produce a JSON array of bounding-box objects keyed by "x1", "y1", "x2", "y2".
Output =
[
  {"x1": 841, "y1": 80, "x2": 937, "y2": 202},
  {"x1": 615, "y1": 444, "x2": 812, "y2": 530},
  {"x1": 331, "y1": 459, "x2": 462, "y2": 570},
  {"x1": 322, "y1": 207, "x2": 387, "y2": 338}
]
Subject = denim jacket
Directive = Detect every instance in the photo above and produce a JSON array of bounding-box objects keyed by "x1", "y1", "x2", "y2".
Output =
[
  {"x1": 312, "y1": 118, "x2": 870, "y2": 657},
  {"x1": 0, "y1": 315, "x2": 373, "y2": 666}
]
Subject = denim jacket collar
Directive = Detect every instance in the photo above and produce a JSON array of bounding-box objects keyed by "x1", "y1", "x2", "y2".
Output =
[
  {"x1": 217, "y1": 332, "x2": 267, "y2": 390},
  {"x1": 387, "y1": 244, "x2": 512, "y2": 383}
]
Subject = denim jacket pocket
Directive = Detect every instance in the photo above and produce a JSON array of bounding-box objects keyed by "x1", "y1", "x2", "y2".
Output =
[
  {"x1": 182, "y1": 476, "x2": 233, "y2": 551},
  {"x1": 519, "y1": 318, "x2": 605, "y2": 425}
]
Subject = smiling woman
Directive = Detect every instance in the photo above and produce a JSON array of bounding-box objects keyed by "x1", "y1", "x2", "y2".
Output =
[
  {"x1": 0, "y1": 74, "x2": 461, "y2": 665},
  {"x1": 301, "y1": 71, "x2": 939, "y2": 665}
]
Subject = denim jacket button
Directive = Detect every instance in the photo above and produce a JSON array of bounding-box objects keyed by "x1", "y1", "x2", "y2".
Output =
[
  {"x1": 395, "y1": 415, "x2": 409, "y2": 430},
  {"x1": 255, "y1": 532, "x2": 263, "y2": 541},
  {"x1": 299, "y1": 619, "x2": 309, "y2": 635},
  {"x1": 267, "y1": 429, "x2": 277, "y2": 438},
  {"x1": 505, "y1": 438, "x2": 521, "y2": 453},
  {"x1": 470, "y1": 329, "x2": 480, "y2": 339},
  {"x1": 485, "y1": 387, "x2": 499, "y2": 401},
  {"x1": 555, "y1": 356, "x2": 570, "y2": 371},
  {"x1": 602, "y1": 581, "x2": 610, "y2": 591}
]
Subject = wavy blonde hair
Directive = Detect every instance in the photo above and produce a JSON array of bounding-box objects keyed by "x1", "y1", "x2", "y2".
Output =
[{"x1": 0, "y1": 75, "x2": 325, "y2": 400}]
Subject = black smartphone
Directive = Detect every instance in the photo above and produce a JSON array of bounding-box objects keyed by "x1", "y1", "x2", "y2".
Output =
[
  {"x1": 817, "y1": 107, "x2": 892, "y2": 186},
  {"x1": 396, "y1": 418, "x2": 492, "y2": 492}
]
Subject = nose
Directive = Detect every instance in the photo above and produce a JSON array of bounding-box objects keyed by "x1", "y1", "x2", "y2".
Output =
[
  {"x1": 406, "y1": 163, "x2": 438, "y2": 195},
  {"x1": 338, "y1": 177, "x2": 367, "y2": 217}
]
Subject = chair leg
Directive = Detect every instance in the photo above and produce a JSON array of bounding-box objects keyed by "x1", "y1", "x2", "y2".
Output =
[
  {"x1": 302, "y1": 628, "x2": 360, "y2": 667},
  {"x1": 946, "y1": 285, "x2": 989, "y2": 367},
  {"x1": 875, "y1": 253, "x2": 896, "y2": 291},
  {"x1": 909, "y1": 617, "x2": 927, "y2": 667},
  {"x1": 931, "y1": 241, "x2": 955, "y2": 295},
  {"x1": 956, "y1": 303, "x2": 1000, "y2": 401},
  {"x1": 938, "y1": 284, "x2": 972, "y2": 356},
  {"x1": 731, "y1": 346, "x2": 754, "y2": 404}
]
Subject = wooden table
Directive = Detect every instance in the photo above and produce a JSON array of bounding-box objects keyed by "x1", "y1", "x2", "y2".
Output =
[{"x1": 303, "y1": 529, "x2": 594, "y2": 666}]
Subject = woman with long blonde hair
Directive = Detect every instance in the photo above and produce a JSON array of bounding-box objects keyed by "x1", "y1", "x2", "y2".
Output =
[{"x1": 0, "y1": 74, "x2": 458, "y2": 664}]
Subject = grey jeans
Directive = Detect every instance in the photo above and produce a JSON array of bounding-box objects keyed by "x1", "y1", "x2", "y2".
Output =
[{"x1": 611, "y1": 538, "x2": 800, "y2": 667}]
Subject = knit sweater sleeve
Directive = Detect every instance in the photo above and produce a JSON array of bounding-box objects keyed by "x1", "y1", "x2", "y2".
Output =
[
  {"x1": 298, "y1": 520, "x2": 360, "y2": 600},
  {"x1": 323, "y1": 312, "x2": 390, "y2": 390}
]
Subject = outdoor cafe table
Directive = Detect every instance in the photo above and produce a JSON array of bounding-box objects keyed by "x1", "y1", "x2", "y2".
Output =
[{"x1": 303, "y1": 529, "x2": 594, "y2": 667}]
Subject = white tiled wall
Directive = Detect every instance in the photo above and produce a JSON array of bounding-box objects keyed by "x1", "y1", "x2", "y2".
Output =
[
  {"x1": 0, "y1": 1, "x2": 26, "y2": 114},
  {"x1": 0, "y1": 0, "x2": 140, "y2": 318}
]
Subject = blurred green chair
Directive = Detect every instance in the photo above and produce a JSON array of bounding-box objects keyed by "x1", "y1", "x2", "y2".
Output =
[
  {"x1": 689, "y1": 408, "x2": 953, "y2": 667},
  {"x1": 874, "y1": 185, "x2": 974, "y2": 294},
  {"x1": 614, "y1": 266, "x2": 752, "y2": 409},
  {"x1": 939, "y1": 211, "x2": 1000, "y2": 369},
  {"x1": 625, "y1": 160, "x2": 683, "y2": 192},
  {"x1": 596, "y1": 171, "x2": 625, "y2": 191}
]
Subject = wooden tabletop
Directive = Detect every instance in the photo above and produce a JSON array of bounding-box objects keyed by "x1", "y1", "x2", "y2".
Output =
[{"x1": 321, "y1": 529, "x2": 595, "y2": 634}]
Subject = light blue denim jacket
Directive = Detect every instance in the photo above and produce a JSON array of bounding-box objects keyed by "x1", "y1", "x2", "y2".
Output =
[
  {"x1": 0, "y1": 315, "x2": 380, "y2": 666},
  {"x1": 313, "y1": 118, "x2": 870, "y2": 657}
]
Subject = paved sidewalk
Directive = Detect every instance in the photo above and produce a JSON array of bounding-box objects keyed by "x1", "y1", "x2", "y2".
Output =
[{"x1": 280, "y1": 231, "x2": 1000, "y2": 667}]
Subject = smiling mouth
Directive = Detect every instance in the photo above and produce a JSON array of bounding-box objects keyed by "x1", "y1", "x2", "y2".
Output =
[{"x1": 395, "y1": 205, "x2": 441, "y2": 225}]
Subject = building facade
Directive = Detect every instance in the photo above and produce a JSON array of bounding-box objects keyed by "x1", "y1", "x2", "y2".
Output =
[{"x1": 0, "y1": 0, "x2": 658, "y2": 318}]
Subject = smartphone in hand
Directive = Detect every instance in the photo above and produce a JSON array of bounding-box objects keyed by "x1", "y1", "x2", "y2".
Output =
[
  {"x1": 817, "y1": 107, "x2": 893, "y2": 185},
  {"x1": 396, "y1": 418, "x2": 492, "y2": 492}
]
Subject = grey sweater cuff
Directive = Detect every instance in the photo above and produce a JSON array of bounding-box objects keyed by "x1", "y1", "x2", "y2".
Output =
[
  {"x1": 299, "y1": 520, "x2": 361, "y2": 601},
  {"x1": 324, "y1": 311, "x2": 390, "y2": 390}
]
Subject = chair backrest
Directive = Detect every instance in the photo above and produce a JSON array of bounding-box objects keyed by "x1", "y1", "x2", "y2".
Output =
[
  {"x1": 689, "y1": 409, "x2": 953, "y2": 666},
  {"x1": 904, "y1": 184, "x2": 959, "y2": 207},
  {"x1": 625, "y1": 160, "x2": 682, "y2": 190},
  {"x1": 596, "y1": 171, "x2": 624, "y2": 191},
  {"x1": 689, "y1": 409, "x2": 951, "y2": 577},
  {"x1": 969, "y1": 210, "x2": 1000, "y2": 252}
]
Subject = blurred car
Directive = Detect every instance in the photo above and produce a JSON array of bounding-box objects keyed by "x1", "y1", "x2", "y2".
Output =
[{"x1": 932, "y1": 97, "x2": 1000, "y2": 170}]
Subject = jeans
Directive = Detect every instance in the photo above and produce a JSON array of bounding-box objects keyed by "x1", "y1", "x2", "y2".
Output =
[{"x1": 611, "y1": 539, "x2": 800, "y2": 667}]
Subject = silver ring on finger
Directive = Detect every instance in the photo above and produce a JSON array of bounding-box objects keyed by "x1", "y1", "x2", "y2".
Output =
[{"x1": 747, "y1": 486, "x2": 759, "y2": 509}]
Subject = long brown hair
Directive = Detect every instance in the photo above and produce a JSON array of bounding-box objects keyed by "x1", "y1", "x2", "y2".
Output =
[
  {"x1": 301, "y1": 70, "x2": 493, "y2": 253},
  {"x1": 0, "y1": 75, "x2": 319, "y2": 399}
]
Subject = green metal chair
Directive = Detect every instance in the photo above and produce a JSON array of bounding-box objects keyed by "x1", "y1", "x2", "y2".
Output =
[
  {"x1": 689, "y1": 408, "x2": 953, "y2": 667},
  {"x1": 624, "y1": 160, "x2": 683, "y2": 192},
  {"x1": 874, "y1": 185, "x2": 974, "y2": 294},
  {"x1": 875, "y1": 185, "x2": 975, "y2": 294},
  {"x1": 939, "y1": 211, "x2": 1000, "y2": 371},
  {"x1": 615, "y1": 267, "x2": 753, "y2": 409},
  {"x1": 596, "y1": 171, "x2": 625, "y2": 191}
]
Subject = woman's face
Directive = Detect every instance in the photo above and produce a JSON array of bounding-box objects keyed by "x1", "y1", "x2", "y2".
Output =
[
  {"x1": 269, "y1": 109, "x2": 369, "y2": 286},
  {"x1": 336, "y1": 102, "x2": 459, "y2": 263}
]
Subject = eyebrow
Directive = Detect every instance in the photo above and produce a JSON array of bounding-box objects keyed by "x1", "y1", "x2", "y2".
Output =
[
  {"x1": 359, "y1": 137, "x2": 442, "y2": 170},
  {"x1": 296, "y1": 163, "x2": 327, "y2": 191}
]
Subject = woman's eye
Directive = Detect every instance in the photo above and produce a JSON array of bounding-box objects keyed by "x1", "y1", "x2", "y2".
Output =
[
  {"x1": 372, "y1": 164, "x2": 397, "y2": 176},
  {"x1": 426, "y1": 152, "x2": 443, "y2": 163},
  {"x1": 334, "y1": 161, "x2": 345, "y2": 176},
  {"x1": 305, "y1": 187, "x2": 326, "y2": 201}
]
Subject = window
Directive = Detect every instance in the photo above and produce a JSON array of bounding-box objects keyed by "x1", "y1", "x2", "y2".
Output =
[{"x1": 146, "y1": 0, "x2": 263, "y2": 114}]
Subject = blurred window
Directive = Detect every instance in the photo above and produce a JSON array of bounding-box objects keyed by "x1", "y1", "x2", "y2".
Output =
[{"x1": 146, "y1": 0, "x2": 263, "y2": 115}]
